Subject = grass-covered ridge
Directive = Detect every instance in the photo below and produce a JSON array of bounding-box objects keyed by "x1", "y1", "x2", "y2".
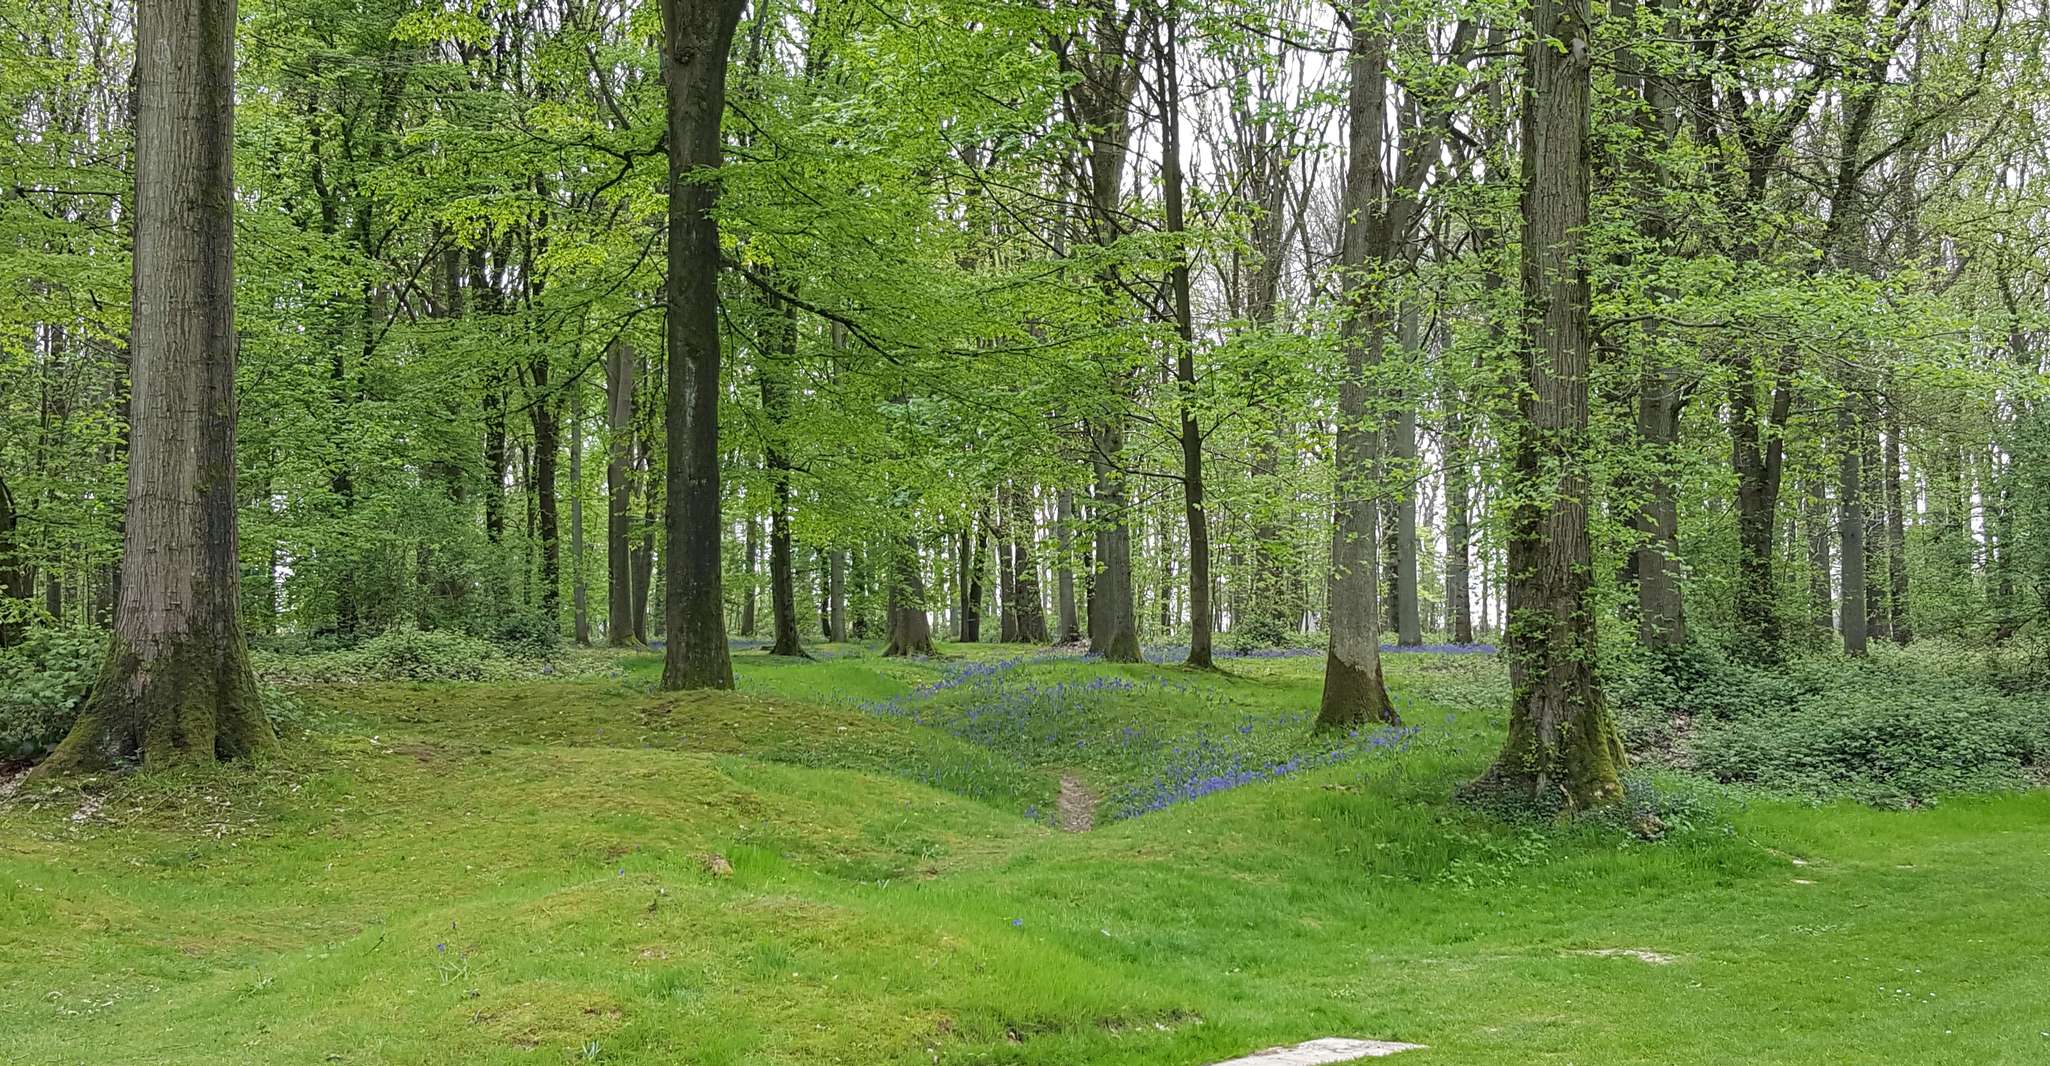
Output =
[{"x1": 6, "y1": 645, "x2": 2049, "y2": 1064}]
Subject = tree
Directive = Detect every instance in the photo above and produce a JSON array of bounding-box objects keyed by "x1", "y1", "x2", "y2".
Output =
[
  {"x1": 32, "y1": 0, "x2": 273, "y2": 776},
  {"x1": 658, "y1": 0, "x2": 744, "y2": 691},
  {"x1": 1155, "y1": 0, "x2": 1213, "y2": 669},
  {"x1": 606, "y1": 342, "x2": 639, "y2": 647},
  {"x1": 1474, "y1": 0, "x2": 1625, "y2": 808},
  {"x1": 1316, "y1": 6, "x2": 1400, "y2": 730}
]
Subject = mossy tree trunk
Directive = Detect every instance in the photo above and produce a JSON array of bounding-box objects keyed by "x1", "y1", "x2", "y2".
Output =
[
  {"x1": 1474, "y1": 0, "x2": 1624, "y2": 809},
  {"x1": 657, "y1": 0, "x2": 742, "y2": 691},
  {"x1": 1317, "y1": 16, "x2": 1398, "y2": 731},
  {"x1": 883, "y1": 537, "x2": 935, "y2": 657},
  {"x1": 34, "y1": 0, "x2": 274, "y2": 778}
]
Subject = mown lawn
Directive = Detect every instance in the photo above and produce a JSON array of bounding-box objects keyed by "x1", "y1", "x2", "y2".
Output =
[{"x1": 4, "y1": 645, "x2": 2047, "y2": 1064}]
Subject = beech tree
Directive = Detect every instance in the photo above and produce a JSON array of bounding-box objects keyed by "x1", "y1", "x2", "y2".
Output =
[
  {"x1": 32, "y1": 0, "x2": 274, "y2": 776},
  {"x1": 1475, "y1": 0, "x2": 1625, "y2": 807},
  {"x1": 658, "y1": 0, "x2": 745, "y2": 691}
]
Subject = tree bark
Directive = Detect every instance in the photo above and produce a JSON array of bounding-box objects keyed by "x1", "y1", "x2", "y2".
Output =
[
  {"x1": 570, "y1": 362, "x2": 589, "y2": 644},
  {"x1": 1156, "y1": 6, "x2": 1213, "y2": 667},
  {"x1": 1803, "y1": 477, "x2": 1834, "y2": 634},
  {"x1": 1388, "y1": 307, "x2": 1423, "y2": 647},
  {"x1": 739, "y1": 516, "x2": 759, "y2": 637},
  {"x1": 604, "y1": 342, "x2": 639, "y2": 646},
  {"x1": 1055, "y1": 488, "x2": 1079, "y2": 642},
  {"x1": 1443, "y1": 407, "x2": 1474, "y2": 645},
  {"x1": 1633, "y1": 363, "x2": 1688, "y2": 647},
  {"x1": 657, "y1": 0, "x2": 743, "y2": 690},
  {"x1": 1316, "y1": 16, "x2": 1398, "y2": 730},
  {"x1": 1088, "y1": 427, "x2": 1144, "y2": 661},
  {"x1": 829, "y1": 547, "x2": 847, "y2": 642},
  {"x1": 963, "y1": 519, "x2": 986, "y2": 642},
  {"x1": 883, "y1": 537, "x2": 935, "y2": 657},
  {"x1": 760, "y1": 301, "x2": 805, "y2": 657},
  {"x1": 529, "y1": 355, "x2": 561, "y2": 621},
  {"x1": 1839, "y1": 405, "x2": 1869, "y2": 656},
  {"x1": 1474, "y1": 0, "x2": 1625, "y2": 808},
  {"x1": 1007, "y1": 486, "x2": 1049, "y2": 644},
  {"x1": 34, "y1": 0, "x2": 274, "y2": 777},
  {"x1": 997, "y1": 498, "x2": 1018, "y2": 642},
  {"x1": 1883, "y1": 401, "x2": 1911, "y2": 644},
  {"x1": 0, "y1": 475, "x2": 27, "y2": 648}
]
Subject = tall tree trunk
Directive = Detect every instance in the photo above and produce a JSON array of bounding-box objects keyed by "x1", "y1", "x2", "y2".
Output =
[
  {"x1": 633, "y1": 435, "x2": 656, "y2": 646},
  {"x1": 1839, "y1": 406, "x2": 1869, "y2": 655},
  {"x1": 657, "y1": 0, "x2": 742, "y2": 689},
  {"x1": 34, "y1": 0, "x2": 274, "y2": 776},
  {"x1": 829, "y1": 548, "x2": 846, "y2": 641},
  {"x1": 1157, "y1": 6, "x2": 1212, "y2": 667},
  {"x1": 1803, "y1": 477, "x2": 1834, "y2": 634},
  {"x1": 963, "y1": 520, "x2": 986, "y2": 642},
  {"x1": 1388, "y1": 307, "x2": 1423, "y2": 647},
  {"x1": 739, "y1": 517, "x2": 759, "y2": 637},
  {"x1": 1316, "y1": 17, "x2": 1398, "y2": 730},
  {"x1": 953, "y1": 529, "x2": 968, "y2": 640},
  {"x1": 761, "y1": 302, "x2": 805, "y2": 657},
  {"x1": 997, "y1": 498, "x2": 1018, "y2": 642},
  {"x1": 1862, "y1": 409, "x2": 1889, "y2": 642},
  {"x1": 1008, "y1": 486, "x2": 1048, "y2": 644},
  {"x1": 605, "y1": 342, "x2": 639, "y2": 646},
  {"x1": 1883, "y1": 401, "x2": 1911, "y2": 644},
  {"x1": 1088, "y1": 427, "x2": 1143, "y2": 661},
  {"x1": 1475, "y1": 0, "x2": 1625, "y2": 808},
  {"x1": 1634, "y1": 363, "x2": 1688, "y2": 647},
  {"x1": 0, "y1": 475, "x2": 27, "y2": 648},
  {"x1": 1063, "y1": 3, "x2": 1148, "y2": 665},
  {"x1": 883, "y1": 538, "x2": 935, "y2": 656},
  {"x1": 1729, "y1": 351, "x2": 1792, "y2": 661},
  {"x1": 530, "y1": 357, "x2": 561, "y2": 622},
  {"x1": 1055, "y1": 488, "x2": 1079, "y2": 642},
  {"x1": 570, "y1": 368, "x2": 590, "y2": 644},
  {"x1": 1443, "y1": 407, "x2": 1474, "y2": 645}
]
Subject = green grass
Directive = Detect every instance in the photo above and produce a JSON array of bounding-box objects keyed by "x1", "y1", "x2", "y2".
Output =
[{"x1": 5, "y1": 644, "x2": 2049, "y2": 1064}]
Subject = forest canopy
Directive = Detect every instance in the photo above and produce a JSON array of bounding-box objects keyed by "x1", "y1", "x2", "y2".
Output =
[{"x1": 3, "y1": 0, "x2": 2048, "y2": 797}]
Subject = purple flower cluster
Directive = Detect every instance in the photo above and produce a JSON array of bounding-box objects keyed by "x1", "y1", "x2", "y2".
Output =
[
  {"x1": 1137, "y1": 642, "x2": 1497, "y2": 663},
  {"x1": 1109, "y1": 721, "x2": 1420, "y2": 818},
  {"x1": 859, "y1": 660, "x2": 1142, "y2": 758}
]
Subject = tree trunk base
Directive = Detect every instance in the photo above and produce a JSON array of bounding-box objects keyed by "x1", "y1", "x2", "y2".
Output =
[
  {"x1": 1314, "y1": 650, "x2": 1399, "y2": 730},
  {"x1": 883, "y1": 634, "x2": 936, "y2": 657},
  {"x1": 1093, "y1": 630, "x2": 1143, "y2": 663},
  {"x1": 29, "y1": 631, "x2": 274, "y2": 781},
  {"x1": 1470, "y1": 688, "x2": 1627, "y2": 813},
  {"x1": 661, "y1": 638, "x2": 734, "y2": 691}
]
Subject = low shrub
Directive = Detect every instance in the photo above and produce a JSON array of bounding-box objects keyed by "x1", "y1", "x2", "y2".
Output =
[
  {"x1": 1607, "y1": 640, "x2": 2050, "y2": 804},
  {"x1": 484, "y1": 610, "x2": 562, "y2": 658},
  {"x1": 0, "y1": 626, "x2": 105, "y2": 760},
  {"x1": 253, "y1": 627, "x2": 512, "y2": 685}
]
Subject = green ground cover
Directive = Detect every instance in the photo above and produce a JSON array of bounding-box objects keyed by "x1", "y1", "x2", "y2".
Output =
[{"x1": 5, "y1": 645, "x2": 2047, "y2": 1064}]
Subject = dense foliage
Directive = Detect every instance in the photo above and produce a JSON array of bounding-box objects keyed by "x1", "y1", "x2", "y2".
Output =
[{"x1": 5, "y1": 0, "x2": 2049, "y2": 799}]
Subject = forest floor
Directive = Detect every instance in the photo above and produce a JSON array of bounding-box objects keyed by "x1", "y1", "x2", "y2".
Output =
[{"x1": 4, "y1": 644, "x2": 2049, "y2": 1064}]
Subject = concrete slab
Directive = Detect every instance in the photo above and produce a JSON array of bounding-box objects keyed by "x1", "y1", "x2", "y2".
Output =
[{"x1": 1207, "y1": 1037, "x2": 1427, "y2": 1065}]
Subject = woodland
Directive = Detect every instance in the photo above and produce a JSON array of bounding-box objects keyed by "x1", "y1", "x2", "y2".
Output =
[{"x1": 4, "y1": 0, "x2": 2050, "y2": 1062}]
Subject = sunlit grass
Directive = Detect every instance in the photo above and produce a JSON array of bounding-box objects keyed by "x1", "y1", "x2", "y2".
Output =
[{"x1": 5, "y1": 646, "x2": 2047, "y2": 1064}]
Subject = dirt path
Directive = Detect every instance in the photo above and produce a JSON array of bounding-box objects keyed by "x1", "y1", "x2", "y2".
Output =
[{"x1": 1056, "y1": 773, "x2": 1097, "y2": 832}]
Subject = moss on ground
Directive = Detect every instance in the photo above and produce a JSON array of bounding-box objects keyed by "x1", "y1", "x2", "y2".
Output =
[{"x1": 4, "y1": 644, "x2": 2047, "y2": 1064}]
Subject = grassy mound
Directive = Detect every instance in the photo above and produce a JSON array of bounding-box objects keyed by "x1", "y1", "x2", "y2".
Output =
[{"x1": 5, "y1": 644, "x2": 2048, "y2": 1064}]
